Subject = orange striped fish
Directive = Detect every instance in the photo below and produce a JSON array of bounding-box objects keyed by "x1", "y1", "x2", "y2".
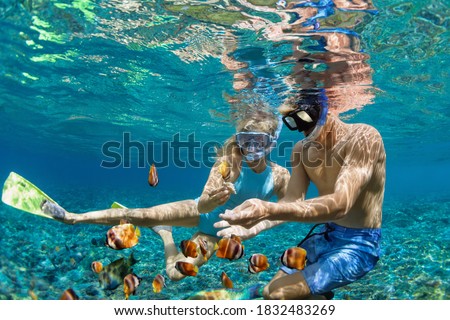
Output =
[
  {"x1": 60, "y1": 288, "x2": 79, "y2": 300},
  {"x1": 215, "y1": 235, "x2": 244, "y2": 261},
  {"x1": 248, "y1": 253, "x2": 270, "y2": 274},
  {"x1": 152, "y1": 274, "x2": 166, "y2": 293},
  {"x1": 280, "y1": 247, "x2": 307, "y2": 270},
  {"x1": 123, "y1": 273, "x2": 141, "y2": 300},
  {"x1": 180, "y1": 240, "x2": 199, "y2": 258},
  {"x1": 148, "y1": 163, "x2": 159, "y2": 187},
  {"x1": 91, "y1": 261, "x2": 103, "y2": 273},
  {"x1": 106, "y1": 221, "x2": 141, "y2": 250},
  {"x1": 198, "y1": 237, "x2": 209, "y2": 261},
  {"x1": 175, "y1": 261, "x2": 198, "y2": 276}
]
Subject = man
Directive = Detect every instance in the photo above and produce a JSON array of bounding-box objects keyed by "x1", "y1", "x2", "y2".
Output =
[{"x1": 215, "y1": 90, "x2": 386, "y2": 299}]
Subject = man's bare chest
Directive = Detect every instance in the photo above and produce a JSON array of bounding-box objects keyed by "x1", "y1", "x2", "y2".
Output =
[{"x1": 303, "y1": 146, "x2": 345, "y2": 192}]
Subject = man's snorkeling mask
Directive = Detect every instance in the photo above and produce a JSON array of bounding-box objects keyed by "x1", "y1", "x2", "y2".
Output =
[
  {"x1": 282, "y1": 103, "x2": 328, "y2": 142},
  {"x1": 236, "y1": 119, "x2": 283, "y2": 161}
]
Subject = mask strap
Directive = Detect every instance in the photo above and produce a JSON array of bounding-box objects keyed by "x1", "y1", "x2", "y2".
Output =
[
  {"x1": 317, "y1": 89, "x2": 328, "y2": 126},
  {"x1": 301, "y1": 104, "x2": 328, "y2": 144}
]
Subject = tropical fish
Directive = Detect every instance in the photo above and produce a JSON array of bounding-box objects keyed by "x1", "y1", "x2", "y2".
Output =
[
  {"x1": 152, "y1": 274, "x2": 166, "y2": 293},
  {"x1": 106, "y1": 220, "x2": 141, "y2": 250},
  {"x1": 98, "y1": 253, "x2": 138, "y2": 290},
  {"x1": 60, "y1": 288, "x2": 79, "y2": 300},
  {"x1": 248, "y1": 253, "x2": 270, "y2": 274},
  {"x1": 280, "y1": 247, "x2": 307, "y2": 270},
  {"x1": 175, "y1": 261, "x2": 198, "y2": 277},
  {"x1": 215, "y1": 235, "x2": 244, "y2": 261},
  {"x1": 91, "y1": 261, "x2": 103, "y2": 273},
  {"x1": 148, "y1": 163, "x2": 159, "y2": 187},
  {"x1": 218, "y1": 160, "x2": 231, "y2": 180},
  {"x1": 231, "y1": 234, "x2": 242, "y2": 243},
  {"x1": 221, "y1": 271, "x2": 233, "y2": 289},
  {"x1": 180, "y1": 240, "x2": 199, "y2": 258},
  {"x1": 28, "y1": 289, "x2": 38, "y2": 300},
  {"x1": 123, "y1": 273, "x2": 141, "y2": 300},
  {"x1": 218, "y1": 161, "x2": 237, "y2": 193},
  {"x1": 198, "y1": 237, "x2": 209, "y2": 261}
]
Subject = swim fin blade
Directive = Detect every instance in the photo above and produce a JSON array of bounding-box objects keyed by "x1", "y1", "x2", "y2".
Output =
[
  {"x1": 111, "y1": 201, "x2": 127, "y2": 209},
  {"x1": 1, "y1": 172, "x2": 59, "y2": 219}
]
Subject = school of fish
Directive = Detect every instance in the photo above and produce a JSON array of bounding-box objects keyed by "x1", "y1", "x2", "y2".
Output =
[{"x1": 49, "y1": 165, "x2": 312, "y2": 299}]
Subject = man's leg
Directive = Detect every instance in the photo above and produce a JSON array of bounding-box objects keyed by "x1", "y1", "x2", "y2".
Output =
[{"x1": 263, "y1": 270, "x2": 313, "y2": 300}]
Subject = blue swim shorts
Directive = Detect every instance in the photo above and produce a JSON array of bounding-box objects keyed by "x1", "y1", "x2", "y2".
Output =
[{"x1": 280, "y1": 223, "x2": 381, "y2": 295}]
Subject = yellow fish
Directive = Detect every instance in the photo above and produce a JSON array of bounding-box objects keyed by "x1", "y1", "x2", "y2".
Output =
[
  {"x1": 28, "y1": 290, "x2": 38, "y2": 300},
  {"x1": 152, "y1": 274, "x2": 166, "y2": 293},
  {"x1": 280, "y1": 247, "x2": 307, "y2": 270},
  {"x1": 106, "y1": 220, "x2": 141, "y2": 250},
  {"x1": 148, "y1": 163, "x2": 159, "y2": 187},
  {"x1": 218, "y1": 160, "x2": 231, "y2": 180}
]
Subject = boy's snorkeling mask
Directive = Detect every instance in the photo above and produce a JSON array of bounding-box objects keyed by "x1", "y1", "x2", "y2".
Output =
[{"x1": 236, "y1": 117, "x2": 283, "y2": 162}]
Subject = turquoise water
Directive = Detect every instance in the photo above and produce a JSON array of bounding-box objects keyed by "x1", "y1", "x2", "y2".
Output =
[{"x1": 0, "y1": 0, "x2": 449, "y2": 300}]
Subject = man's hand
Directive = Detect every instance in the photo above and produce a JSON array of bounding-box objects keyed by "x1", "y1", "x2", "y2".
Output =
[{"x1": 214, "y1": 198, "x2": 270, "y2": 229}]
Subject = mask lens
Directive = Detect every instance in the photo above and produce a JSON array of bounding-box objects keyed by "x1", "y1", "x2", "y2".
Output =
[
  {"x1": 236, "y1": 133, "x2": 271, "y2": 149},
  {"x1": 282, "y1": 105, "x2": 319, "y2": 132},
  {"x1": 296, "y1": 111, "x2": 313, "y2": 123},
  {"x1": 283, "y1": 116, "x2": 297, "y2": 130}
]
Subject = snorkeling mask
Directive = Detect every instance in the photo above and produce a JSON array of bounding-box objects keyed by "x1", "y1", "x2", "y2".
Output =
[
  {"x1": 282, "y1": 104, "x2": 322, "y2": 132},
  {"x1": 236, "y1": 132, "x2": 273, "y2": 161},
  {"x1": 236, "y1": 118, "x2": 283, "y2": 161},
  {"x1": 282, "y1": 88, "x2": 329, "y2": 143}
]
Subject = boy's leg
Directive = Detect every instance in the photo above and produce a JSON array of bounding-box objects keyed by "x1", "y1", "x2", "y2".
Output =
[
  {"x1": 155, "y1": 231, "x2": 217, "y2": 281},
  {"x1": 44, "y1": 200, "x2": 199, "y2": 227}
]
